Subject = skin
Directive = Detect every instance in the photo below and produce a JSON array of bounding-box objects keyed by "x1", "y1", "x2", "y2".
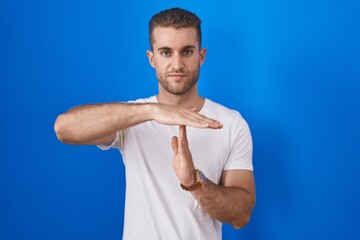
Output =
[
  {"x1": 54, "y1": 26, "x2": 255, "y2": 229},
  {"x1": 172, "y1": 126, "x2": 255, "y2": 229}
]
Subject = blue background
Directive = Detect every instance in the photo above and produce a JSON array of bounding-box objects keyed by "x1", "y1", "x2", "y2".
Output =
[{"x1": 1, "y1": 0, "x2": 359, "y2": 239}]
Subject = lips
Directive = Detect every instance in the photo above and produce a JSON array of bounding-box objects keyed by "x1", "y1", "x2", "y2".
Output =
[
  {"x1": 168, "y1": 74, "x2": 187, "y2": 81},
  {"x1": 168, "y1": 72, "x2": 187, "y2": 77},
  {"x1": 168, "y1": 74, "x2": 186, "y2": 77}
]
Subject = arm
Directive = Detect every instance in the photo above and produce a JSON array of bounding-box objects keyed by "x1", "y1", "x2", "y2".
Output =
[
  {"x1": 54, "y1": 103, "x2": 222, "y2": 145},
  {"x1": 172, "y1": 126, "x2": 255, "y2": 229},
  {"x1": 192, "y1": 170, "x2": 255, "y2": 229}
]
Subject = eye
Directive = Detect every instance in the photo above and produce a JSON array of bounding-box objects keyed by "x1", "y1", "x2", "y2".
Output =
[
  {"x1": 183, "y1": 49, "x2": 193, "y2": 56},
  {"x1": 161, "y1": 50, "x2": 171, "y2": 57}
]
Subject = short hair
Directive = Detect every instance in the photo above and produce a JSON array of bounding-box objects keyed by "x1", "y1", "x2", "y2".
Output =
[{"x1": 149, "y1": 8, "x2": 202, "y2": 49}]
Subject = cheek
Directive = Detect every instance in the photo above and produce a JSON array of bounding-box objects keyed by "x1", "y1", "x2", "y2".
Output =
[
  {"x1": 154, "y1": 64, "x2": 166, "y2": 77},
  {"x1": 186, "y1": 58, "x2": 201, "y2": 69},
  {"x1": 154, "y1": 59, "x2": 169, "y2": 71}
]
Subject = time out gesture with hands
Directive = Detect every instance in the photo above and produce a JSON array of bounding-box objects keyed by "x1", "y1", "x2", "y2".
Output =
[{"x1": 54, "y1": 100, "x2": 255, "y2": 229}]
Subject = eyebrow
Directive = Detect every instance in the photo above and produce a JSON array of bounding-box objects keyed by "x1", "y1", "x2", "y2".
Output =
[{"x1": 157, "y1": 45, "x2": 196, "y2": 51}]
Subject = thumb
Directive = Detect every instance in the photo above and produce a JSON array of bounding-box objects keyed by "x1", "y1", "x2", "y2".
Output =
[{"x1": 171, "y1": 136, "x2": 179, "y2": 155}]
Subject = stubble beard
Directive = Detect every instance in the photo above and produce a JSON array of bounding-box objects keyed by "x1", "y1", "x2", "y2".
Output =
[{"x1": 157, "y1": 69, "x2": 200, "y2": 95}]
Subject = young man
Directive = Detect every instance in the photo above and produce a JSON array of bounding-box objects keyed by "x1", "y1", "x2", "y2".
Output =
[{"x1": 54, "y1": 8, "x2": 255, "y2": 239}]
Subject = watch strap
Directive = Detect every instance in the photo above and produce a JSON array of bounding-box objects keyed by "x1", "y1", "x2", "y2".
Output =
[{"x1": 180, "y1": 169, "x2": 206, "y2": 191}]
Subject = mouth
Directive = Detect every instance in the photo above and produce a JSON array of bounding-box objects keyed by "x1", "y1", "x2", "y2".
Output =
[{"x1": 167, "y1": 74, "x2": 187, "y2": 81}]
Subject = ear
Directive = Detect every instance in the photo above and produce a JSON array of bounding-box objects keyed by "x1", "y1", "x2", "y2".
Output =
[
  {"x1": 146, "y1": 50, "x2": 155, "y2": 68},
  {"x1": 199, "y1": 48, "x2": 207, "y2": 66}
]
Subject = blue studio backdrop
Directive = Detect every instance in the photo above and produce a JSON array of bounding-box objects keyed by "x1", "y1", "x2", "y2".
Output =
[{"x1": 1, "y1": 0, "x2": 359, "y2": 239}]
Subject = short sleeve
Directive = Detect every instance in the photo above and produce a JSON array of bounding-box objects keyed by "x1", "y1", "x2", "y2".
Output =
[
  {"x1": 224, "y1": 116, "x2": 253, "y2": 171},
  {"x1": 97, "y1": 130, "x2": 122, "y2": 150}
]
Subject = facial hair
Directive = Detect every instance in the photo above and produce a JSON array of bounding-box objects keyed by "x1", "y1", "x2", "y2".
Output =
[{"x1": 157, "y1": 68, "x2": 200, "y2": 95}]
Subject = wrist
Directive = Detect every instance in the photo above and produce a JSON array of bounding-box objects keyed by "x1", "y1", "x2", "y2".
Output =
[
  {"x1": 180, "y1": 169, "x2": 207, "y2": 191},
  {"x1": 180, "y1": 169, "x2": 196, "y2": 187},
  {"x1": 138, "y1": 103, "x2": 156, "y2": 122}
]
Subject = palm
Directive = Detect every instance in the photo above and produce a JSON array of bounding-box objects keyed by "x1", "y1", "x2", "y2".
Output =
[{"x1": 172, "y1": 126, "x2": 196, "y2": 186}]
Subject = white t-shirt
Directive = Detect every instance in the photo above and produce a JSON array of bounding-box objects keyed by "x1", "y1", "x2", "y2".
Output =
[{"x1": 99, "y1": 96, "x2": 253, "y2": 240}]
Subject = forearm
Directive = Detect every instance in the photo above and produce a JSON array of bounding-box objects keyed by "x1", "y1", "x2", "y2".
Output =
[
  {"x1": 192, "y1": 180, "x2": 255, "y2": 229},
  {"x1": 54, "y1": 103, "x2": 152, "y2": 144},
  {"x1": 55, "y1": 101, "x2": 222, "y2": 145}
]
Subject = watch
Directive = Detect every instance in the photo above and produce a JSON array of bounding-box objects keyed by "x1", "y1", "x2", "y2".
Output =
[{"x1": 180, "y1": 169, "x2": 207, "y2": 191}]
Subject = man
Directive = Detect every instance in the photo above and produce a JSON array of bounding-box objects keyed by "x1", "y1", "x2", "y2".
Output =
[{"x1": 54, "y1": 8, "x2": 255, "y2": 239}]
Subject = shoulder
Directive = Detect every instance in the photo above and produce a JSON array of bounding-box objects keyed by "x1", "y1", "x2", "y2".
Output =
[
  {"x1": 203, "y1": 99, "x2": 250, "y2": 134},
  {"x1": 203, "y1": 99, "x2": 243, "y2": 121}
]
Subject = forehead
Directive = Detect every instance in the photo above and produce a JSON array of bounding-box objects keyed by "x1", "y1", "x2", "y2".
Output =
[{"x1": 151, "y1": 27, "x2": 199, "y2": 49}]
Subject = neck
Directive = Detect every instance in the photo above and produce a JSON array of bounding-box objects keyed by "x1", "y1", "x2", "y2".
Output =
[{"x1": 156, "y1": 84, "x2": 205, "y2": 111}]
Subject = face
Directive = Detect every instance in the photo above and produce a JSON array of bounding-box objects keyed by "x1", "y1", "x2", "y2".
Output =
[{"x1": 147, "y1": 27, "x2": 206, "y2": 95}]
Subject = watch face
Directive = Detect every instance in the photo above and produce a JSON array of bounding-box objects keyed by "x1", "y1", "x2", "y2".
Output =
[{"x1": 198, "y1": 170, "x2": 207, "y2": 184}]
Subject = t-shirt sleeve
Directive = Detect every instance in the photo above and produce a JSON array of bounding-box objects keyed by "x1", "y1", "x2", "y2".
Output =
[
  {"x1": 224, "y1": 115, "x2": 253, "y2": 171},
  {"x1": 97, "y1": 130, "x2": 122, "y2": 150}
]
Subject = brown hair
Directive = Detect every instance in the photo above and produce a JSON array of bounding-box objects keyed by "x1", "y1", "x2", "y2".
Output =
[{"x1": 149, "y1": 8, "x2": 202, "y2": 49}]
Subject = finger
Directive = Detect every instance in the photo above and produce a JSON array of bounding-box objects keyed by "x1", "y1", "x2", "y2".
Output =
[
  {"x1": 171, "y1": 136, "x2": 178, "y2": 155},
  {"x1": 187, "y1": 113, "x2": 223, "y2": 129},
  {"x1": 197, "y1": 115, "x2": 223, "y2": 129},
  {"x1": 179, "y1": 125, "x2": 186, "y2": 140},
  {"x1": 179, "y1": 111, "x2": 212, "y2": 127},
  {"x1": 207, "y1": 120, "x2": 223, "y2": 129},
  {"x1": 179, "y1": 125, "x2": 190, "y2": 154},
  {"x1": 179, "y1": 125, "x2": 189, "y2": 144}
]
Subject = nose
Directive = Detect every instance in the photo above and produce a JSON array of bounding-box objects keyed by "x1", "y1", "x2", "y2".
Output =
[{"x1": 171, "y1": 53, "x2": 185, "y2": 71}]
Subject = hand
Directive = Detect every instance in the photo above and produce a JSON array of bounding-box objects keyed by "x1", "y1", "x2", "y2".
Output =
[
  {"x1": 151, "y1": 103, "x2": 223, "y2": 129},
  {"x1": 172, "y1": 126, "x2": 196, "y2": 186}
]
